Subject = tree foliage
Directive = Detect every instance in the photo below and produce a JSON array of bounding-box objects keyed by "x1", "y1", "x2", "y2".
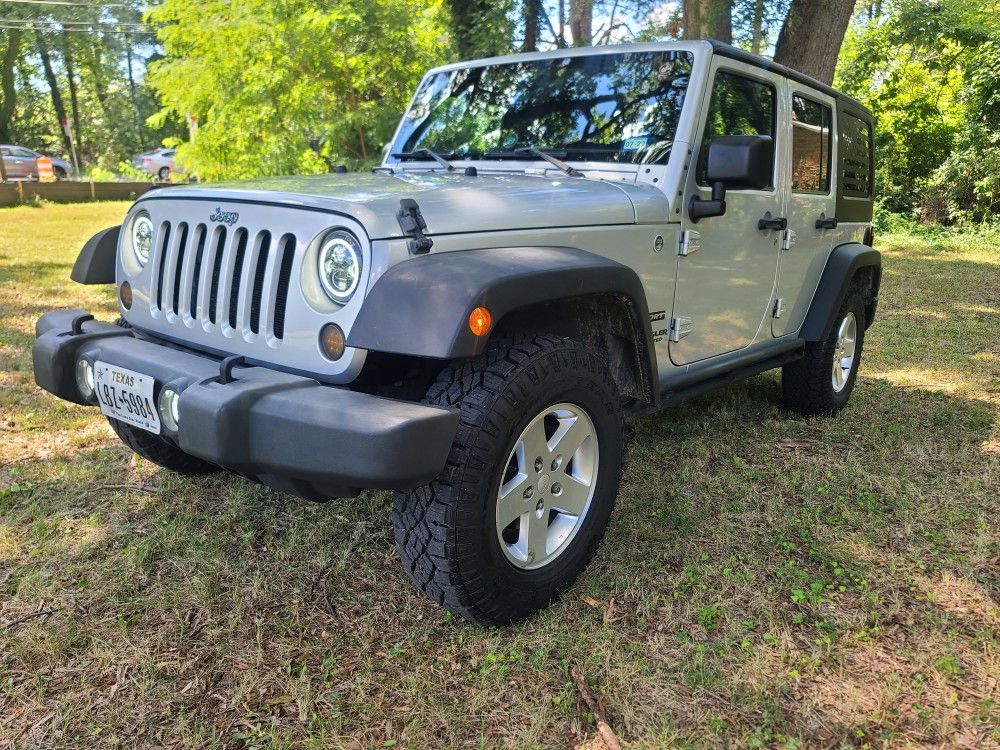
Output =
[
  {"x1": 0, "y1": 2, "x2": 181, "y2": 171},
  {"x1": 837, "y1": 0, "x2": 1000, "y2": 222},
  {"x1": 146, "y1": 0, "x2": 449, "y2": 180}
]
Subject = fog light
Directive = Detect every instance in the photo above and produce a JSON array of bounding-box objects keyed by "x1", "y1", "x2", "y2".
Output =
[
  {"x1": 75, "y1": 358, "x2": 95, "y2": 400},
  {"x1": 158, "y1": 387, "x2": 180, "y2": 432},
  {"x1": 319, "y1": 323, "x2": 346, "y2": 360},
  {"x1": 119, "y1": 281, "x2": 133, "y2": 310}
]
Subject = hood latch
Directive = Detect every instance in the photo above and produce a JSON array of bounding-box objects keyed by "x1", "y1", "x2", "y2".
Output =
[{"x1": 396, "y1": 198, "x2": 433, "y2": 255}]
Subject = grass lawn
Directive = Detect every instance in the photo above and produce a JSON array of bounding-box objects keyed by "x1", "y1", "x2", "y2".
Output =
[{"x1": 1, "y1": 202, "x2": 997, "y2": 749}]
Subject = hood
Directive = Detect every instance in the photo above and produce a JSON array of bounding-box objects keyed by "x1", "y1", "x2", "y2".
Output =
[{"x1": 150, "y1": 171, "x2": 664, "y2": 240}]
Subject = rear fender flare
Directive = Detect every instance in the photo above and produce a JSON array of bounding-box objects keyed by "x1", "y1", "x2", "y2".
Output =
[{"x1": 800, "y1": 242, "x2": 881, "y2": 342}]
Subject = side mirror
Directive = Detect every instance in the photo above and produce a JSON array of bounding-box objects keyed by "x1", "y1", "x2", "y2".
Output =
[{"x1": 689, "y1": 135, "x2": 774, "y2": 223}]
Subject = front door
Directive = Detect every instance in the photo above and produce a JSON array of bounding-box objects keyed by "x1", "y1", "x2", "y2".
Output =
[
  {"x1": 772, "y1": 88, "x2": 838, "y2": 337},
  {"x1": 669, "y1": 61, "x2": 786, "y2": 366}
]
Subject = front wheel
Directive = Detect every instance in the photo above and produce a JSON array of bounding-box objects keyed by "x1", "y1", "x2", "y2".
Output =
[
  {"x1": 393, "y1": 334, "x2": 624, "y2": 625},
  {"x1": 108, "y1": 418, "x2": 218, "y2": 475}
]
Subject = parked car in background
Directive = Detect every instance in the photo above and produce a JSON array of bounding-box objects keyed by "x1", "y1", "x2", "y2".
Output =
[
  {"x1": 138, "y1": 148, "x2": 179, "y2": 181},
  {"x1": 131, "y1": 147, "x2": 168, "y2": 169},
  {"x1": 1, "y1": 145, "x2": 74, "y2": 180}
]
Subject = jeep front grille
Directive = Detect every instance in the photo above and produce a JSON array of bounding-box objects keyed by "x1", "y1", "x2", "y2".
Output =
[{"x1": 149, "y1": 221, "x2": 296, "y2": 342}]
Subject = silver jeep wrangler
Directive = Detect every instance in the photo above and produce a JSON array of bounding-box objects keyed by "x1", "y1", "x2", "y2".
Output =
[{"x1": 33, "y1": 40, "x2": 880, "y2": 625}]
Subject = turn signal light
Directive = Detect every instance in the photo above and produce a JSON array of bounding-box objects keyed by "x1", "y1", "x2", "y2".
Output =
[
  {"x1": 119, "y1": 281, "x2": 133, "y2": 310},
  {"x1": 320, "y1": 323, "x2": 346, "y2": 360},
  {"x1": 468, "y1": 306, "x2": 492, "y2": 337}
]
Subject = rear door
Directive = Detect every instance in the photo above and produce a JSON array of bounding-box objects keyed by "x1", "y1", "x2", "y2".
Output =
[
  {"x1": 772, "y1": 87, "x2": 837, "y2": 336},
  {"x1": 669, "y1": 60, "x2": 786, "y2": 365}
]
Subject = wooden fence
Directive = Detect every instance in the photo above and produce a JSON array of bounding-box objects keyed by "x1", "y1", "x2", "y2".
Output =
[{"x1": 0, "y1": 180, "x2": 154, "y2": 207}]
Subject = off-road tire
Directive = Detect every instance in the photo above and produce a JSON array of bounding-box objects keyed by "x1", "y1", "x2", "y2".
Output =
[
  {"x1": 782, "y1": 287, "x2": 867, "y2": 416},
  {"x1": 108, "y1": 417, "x2": 218, "y2": 475},
  {"x1": 393, "y1": 334, "x2": 624, "y2": 625}
]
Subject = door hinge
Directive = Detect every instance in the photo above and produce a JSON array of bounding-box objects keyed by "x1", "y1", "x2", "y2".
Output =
[
  {"x1": 781, "y1": 229, "x2": 798, "y2": 251},
  {"x1": 772, "y1": 298, "x2": 786, "y2": 319},
  {"x1": 678, "y1": 230, "x2": 702, "y2": 257},
  {"x1": 668, "y1": 316, "x2": 693, "y2": 342},
  {"x1": 396, "y1": 198, "x2": 433, "y2": 255}
]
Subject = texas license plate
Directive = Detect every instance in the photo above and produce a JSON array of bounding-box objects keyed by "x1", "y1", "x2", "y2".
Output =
[{"x1": 94, "y1": 361, "x2": 160, "y2": 434}]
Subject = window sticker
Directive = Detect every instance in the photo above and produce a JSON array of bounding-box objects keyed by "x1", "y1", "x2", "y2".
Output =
[{"x1": 622, "y1": 135, "x2": 649, "y2": 152}]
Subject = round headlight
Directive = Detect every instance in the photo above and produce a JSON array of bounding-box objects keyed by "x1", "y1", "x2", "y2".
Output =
[
  {"x1": 317, "y1": 231, "x2": 362, "y2": 303},
  {"x1": 132, "y1": 211, "x2": 154, "y2": 266}
]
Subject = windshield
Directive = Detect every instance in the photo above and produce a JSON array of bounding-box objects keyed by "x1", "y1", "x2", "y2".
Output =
[{"x1": 391, "y1": 50, "x2": 693, "y2": 166}]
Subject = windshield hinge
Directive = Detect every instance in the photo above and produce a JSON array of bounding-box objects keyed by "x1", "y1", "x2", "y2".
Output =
[
  {"x1": 396, "y1": 198, "x2": 433, "y2": 255},
  {"x1": 678, "y1": 230, "x2": 702, "y2": 257}
]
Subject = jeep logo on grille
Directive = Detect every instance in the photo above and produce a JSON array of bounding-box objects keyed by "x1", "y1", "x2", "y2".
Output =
[{"x1": 209, "y1": 207, "x2": 239, "y2": 226}]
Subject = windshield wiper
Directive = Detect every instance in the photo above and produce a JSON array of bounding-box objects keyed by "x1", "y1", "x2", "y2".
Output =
[
  {"x1": 481, "y1": 147, "x2": 584, "y2": 177},
  {"x1": 391, "y1": 148, "x2": 455, "y2": 171}
]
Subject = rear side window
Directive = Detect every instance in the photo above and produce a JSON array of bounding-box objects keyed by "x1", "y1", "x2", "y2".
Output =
[
  {"x1": 839, "y1": 112, "x2": 872, "y2": 198},
  {"x1": 791, "y1": 95, "x2": 832, "y2": 193},
  {"x1": 697, "y1": 71, "x2": 776, "y2": 187}
]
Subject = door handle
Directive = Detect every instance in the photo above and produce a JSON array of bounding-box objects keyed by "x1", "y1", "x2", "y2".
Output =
[
  {"x1": 758, "y1": 216, "x2": 787, "y2": 231},
  {"x1": 815, "y1": 216, "x2": 839, "y2": 230}
]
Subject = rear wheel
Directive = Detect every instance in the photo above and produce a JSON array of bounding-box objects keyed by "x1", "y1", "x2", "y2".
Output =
[
  {"x1": 782, "y1": 289, "x2": 867, "y2": 416},
  {"x1": 392, "y1": 334, "x2": 624, "y2": 625},
  {"x1": 157, "y1": 166, "x2": 170, "y2": 181}
]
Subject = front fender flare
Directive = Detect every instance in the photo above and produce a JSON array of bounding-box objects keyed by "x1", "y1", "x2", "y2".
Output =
[
  {"x1": 800, "y1": 242, "x2": 881, "y2": 342},
  {"x1": 70, "y1": 225, "x2": 120, "y2": 285},
  {"x1": 347, "y1": 244, "x2": 657, "y2": 379}
]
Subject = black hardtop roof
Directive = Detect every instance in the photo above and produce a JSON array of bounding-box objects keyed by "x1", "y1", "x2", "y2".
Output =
[{"x1": 707, "y1": 40, "x2": 871, "y2": 120}]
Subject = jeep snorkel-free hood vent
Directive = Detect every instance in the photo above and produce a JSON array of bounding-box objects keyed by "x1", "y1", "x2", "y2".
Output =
[{"x1": 145, "y1": 171, "x2": 649, "y2": 240}]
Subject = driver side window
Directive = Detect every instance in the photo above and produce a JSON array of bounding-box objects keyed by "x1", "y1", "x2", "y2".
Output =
[{"x1": 696, "y1": 71, "x2": 776, "y2": 188}]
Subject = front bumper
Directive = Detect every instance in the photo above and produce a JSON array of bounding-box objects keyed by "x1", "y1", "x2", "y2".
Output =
[{"x1": 33, "y1": 310, "x2": 460, "y2": 498}]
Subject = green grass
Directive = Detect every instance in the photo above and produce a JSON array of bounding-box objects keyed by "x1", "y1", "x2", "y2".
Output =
[{"x1": 1, "y1": 202, "x2": 998, "y2": 749}]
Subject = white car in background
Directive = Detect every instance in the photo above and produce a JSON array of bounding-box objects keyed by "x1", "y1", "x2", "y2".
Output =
[{"x1": 137, "y1": 148, "x2": 179, "y2": 181}]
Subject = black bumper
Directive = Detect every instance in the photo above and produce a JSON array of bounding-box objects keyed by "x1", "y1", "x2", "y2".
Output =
[{"x1": 33, "y1": 310, "x2": 460, "y2": 498}]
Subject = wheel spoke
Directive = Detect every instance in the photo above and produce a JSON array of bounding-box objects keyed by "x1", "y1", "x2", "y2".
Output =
[
  {"x1": 499, "y1": 469, "x2": 530, "y2": 502},
  {"x1": 549, "y1": 414, "x2": 591, "y2": 457},
  {"x1": 842, "y1": 335, "x2": 856, "y2": 358},
  {"x1": 525, "y1": 511, "x2": 549, "y2": 562},
  {"x1": 519, "y1": 418, "x2": 549, "y2": 466},
  {"x1": 497, "y1": 490, "x2": 529, "y2": 528},
  {"x1": 551, "y1": 474, "x2": 591, "y2": 517}
]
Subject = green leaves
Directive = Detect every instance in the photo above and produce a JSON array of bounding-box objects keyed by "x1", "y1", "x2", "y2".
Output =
[{"x1": 146, "y1": 0, "x2": 450, "y2": 180}]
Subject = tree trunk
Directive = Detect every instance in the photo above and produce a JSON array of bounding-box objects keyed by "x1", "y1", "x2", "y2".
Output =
[
  {"x1": 750, "y1": 0, "x2": 765, "y2": 54},
  {"x1": 0, "y1": 29, "x2": 21, "y2": 144},
  {"x1": 569, "y1": 0, "x2": 593, "y2": 46},
  {"x1": 523, "y1": 0, "x2": 541, "y2": 52},
  {"x1": 89, "y1": 36, "x2": 109, "y2": 106},
  {"x1": 61, "y1": 32, "x2": 83, "y2": 154},
  {"x1": 683, "y1": 0, "x2": 731, "y2": 43},
  {"x1": 36, "y1": 32, "x2": 74, "y2": 156},
  {"x1": 774, "y1": 0, "x2": 856, "y2": 84}
]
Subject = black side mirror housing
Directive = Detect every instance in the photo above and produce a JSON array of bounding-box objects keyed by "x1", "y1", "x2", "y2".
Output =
[{"x1": 689, "y1": 135, "x2": 774, "y2": 223}]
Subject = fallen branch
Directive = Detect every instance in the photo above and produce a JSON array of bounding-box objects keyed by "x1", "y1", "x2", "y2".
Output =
[
  {"x1": 571, "y1": 667, "x2": 622, "y2": 750},
  {"x1": 3, "y1": 607, "x2": 61, "y2": 629}
]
